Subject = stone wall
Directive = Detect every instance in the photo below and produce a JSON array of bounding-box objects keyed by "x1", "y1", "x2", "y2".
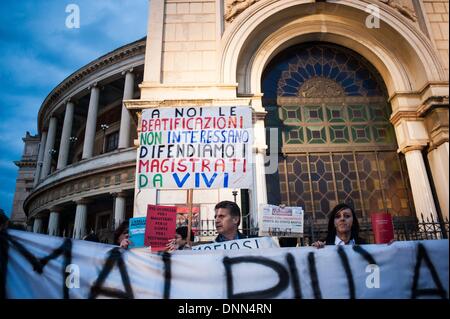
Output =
[
  {"x1": 162, "y1": 0, "x2": 217, "y2": 83},
  {"x1": 423, "y1": 0, "x2": 449, "y2": 74}
]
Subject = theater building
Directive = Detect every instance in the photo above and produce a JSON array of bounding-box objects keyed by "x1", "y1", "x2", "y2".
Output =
[{"x1": 11, "y1": 0, "x2": 449, "y2": 243}]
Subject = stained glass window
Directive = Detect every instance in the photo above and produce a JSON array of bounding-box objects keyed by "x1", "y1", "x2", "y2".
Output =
[{"x1": 263, "y1": 43, "x2": 415, "y2": 219}]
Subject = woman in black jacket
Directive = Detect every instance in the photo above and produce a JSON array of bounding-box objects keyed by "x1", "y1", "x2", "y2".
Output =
[{"x1": 312, "y1": 203, "x2": 366, "y2": 248}]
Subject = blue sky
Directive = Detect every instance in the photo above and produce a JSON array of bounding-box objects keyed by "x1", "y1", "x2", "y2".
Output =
[{"x1": 0, "y1": 0, "x2": 148, "y2": 216}]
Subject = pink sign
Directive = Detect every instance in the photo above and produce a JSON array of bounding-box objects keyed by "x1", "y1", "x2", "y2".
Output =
[
  {"x1": 371, "y1": 212, "x2": 394, "y2": 244},
  {"x1": 144, "y1": 205, "x2": 177, "y2": 251}
]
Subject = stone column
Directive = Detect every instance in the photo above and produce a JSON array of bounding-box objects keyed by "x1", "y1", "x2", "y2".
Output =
[
  {"x1": 424, "y1": 108, "x2": 449, "y2": 220},
  {"x1": 402, "y1": 146, "x2": 439, "y2": 221},
  {"x1": 48, "y1": 207, "x2": 61, "y2": 236},
  {"x1": 33, "y1": 218, "x2": 43, "y2": 234},
  {"x1": 73, "y1": 199, "x2": 89, "y2": 239},
  {"x1": 113, "y1": 192, "x2": 127, "y2": 230},
  {"x1": 118, "y1": 70, "x2": 135, "y2": 149},
  {"x1": 82, "y1": 85, "x2": 100, "y2": 159},
  {"x1": 250, "y1": 117, "x2": 268, "y2": 233},
  {"x1": 427, "y1": 143, "x2": 449, "y2": 219},
  {"x1": 41, "y1": 116, "x2": 58, "y2": 178},
  {"x1": 57, "y1": 101, "x2": 75, "y2": 169},
  {"x1": 33, "y1": 131, "x2": 47, "y2": 187},
  {"x1": 394, "y1": 116, "x2": 439, "y2": 222}
]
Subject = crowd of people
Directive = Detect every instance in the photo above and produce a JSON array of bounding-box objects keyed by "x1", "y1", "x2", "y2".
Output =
[
  {"x1": 1, "y1": 200, "x2": 381, "y2": 252},
  {"x1": 112, "y1": 200, "x2": 374, "y2": 252}
]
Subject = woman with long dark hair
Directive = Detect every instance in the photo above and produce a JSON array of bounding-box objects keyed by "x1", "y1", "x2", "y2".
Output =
[
  {"x1": 114, "y1": 220, "x2": 130, "y2": 249},
  {"x1": 312, "y1": 203, "x2": 366, "y2": 248}
]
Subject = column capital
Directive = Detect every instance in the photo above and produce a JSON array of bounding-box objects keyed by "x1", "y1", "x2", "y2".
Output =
[
  {"x1": 390, "y1": 111, "x2": 419, "y2": 126},
  {"x1": 399, "y1": 145, "x2": 425, "y2": 154},
  {"x1": 74, "y1": 198, "x2": 91, "y2": 205},
  {"x1": 49, "y1": 206, "x2": 63, "y2": 213},
  {"x1": 87, "y1": 82, "x2": 98, "y2": 91},
  {"x1": 393, "y1": 117, "x2": 429, "y2": 152},
  {"x1": 121, "y1": 68, "x2": 134, "y2": 76},
  {"x1": 424, "y1": 108, "x2": 449, "y2": 152},
  {"x1": 253, "y1": 110, "x2": 267, "y2": 122},
  {"x1": 111, "y1": 191, "x2": 128, "y2": 198}
]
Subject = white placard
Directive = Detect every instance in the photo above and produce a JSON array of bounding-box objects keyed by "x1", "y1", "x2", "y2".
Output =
[
  {"x1": 260, "y1": 204, "x2": 304, "y2": 236},
  {"x1": 136, "y1": 106, "x2": 253, "y2": 190},
  {"x1": 192, "y1": 237, "x2": 279, "y2": 251}
]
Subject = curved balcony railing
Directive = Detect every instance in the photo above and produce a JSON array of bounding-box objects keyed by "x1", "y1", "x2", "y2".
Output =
[
  {"x1": 35, "y1": 147, "x2": 136, "y2": 190},
  {"x1": 24, "y1": 147, "x2": 137, "y2": 217}
]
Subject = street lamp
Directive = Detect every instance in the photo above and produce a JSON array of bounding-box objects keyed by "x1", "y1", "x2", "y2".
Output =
[
  {"x1": 100, "y1": 124, "x2": 109, "y2": 154},
  {"x1": 68, "y1": 137, "x2": 78, "y2": 164},
  {"x1": 48, "y1": 148, "x2": 57, "y2": 156}
]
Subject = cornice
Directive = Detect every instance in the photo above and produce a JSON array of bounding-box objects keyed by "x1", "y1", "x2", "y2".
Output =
[{"x1": 38, "y1": 38, "x2": 146, "y2": 129}]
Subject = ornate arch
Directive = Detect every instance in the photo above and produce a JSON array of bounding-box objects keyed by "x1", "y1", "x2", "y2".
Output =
[{"x1": 219, "y1": 0, "x2": 447, "y2": 98}]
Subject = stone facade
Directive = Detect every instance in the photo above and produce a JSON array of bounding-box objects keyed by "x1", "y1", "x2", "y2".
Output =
[
  {"x1": 13, "y1": 0, "x2": 449, "y2": 242},
  {"x1": 423, "y1": 0, "x2": 449, "y2": 72},
  {"x1": 11, "y1": 132, "x2": 40, "y2": 225}
]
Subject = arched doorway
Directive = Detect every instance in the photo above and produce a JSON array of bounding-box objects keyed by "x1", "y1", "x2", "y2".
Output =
[{"x1": 262, "y1": 42, "x2": 415, "y2": 221}]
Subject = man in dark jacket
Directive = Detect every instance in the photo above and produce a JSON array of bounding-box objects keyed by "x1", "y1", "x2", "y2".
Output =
[{"x1": 214, "y1": 201, "x2": 246, "y2": 242}]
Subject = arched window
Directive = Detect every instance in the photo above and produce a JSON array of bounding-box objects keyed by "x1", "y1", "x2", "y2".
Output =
[{"x1": 262, "y1": 43, "x2": 414, "y2": 220}]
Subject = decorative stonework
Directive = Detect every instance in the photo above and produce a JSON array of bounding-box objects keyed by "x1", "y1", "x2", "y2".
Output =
[
  {"x1": 223, "y1": 0, "x2": 417, "y2": 23},
  {"x1": 298, "y1": 77, "x2": 345, "y2": 98},
  {"x1": 25, "y1": 166, "x2": 136, "y2": 217},
  {"x1": 224, "y1": 0, "x2": 261, "y2": 23},
  {"x1": 40, "y1": 38, "x2": 146, "y2": 122},
  {"x1": 379, "y1": 0, "x2": 417, "y2": 22},
  {"x1": 424, "y1": 108, "x2": 449, "y2": 150}
]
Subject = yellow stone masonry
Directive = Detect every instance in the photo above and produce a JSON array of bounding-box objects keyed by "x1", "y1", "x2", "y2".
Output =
[{"x1": 423, "y1": 0, "x2": 449, "y2": 71}]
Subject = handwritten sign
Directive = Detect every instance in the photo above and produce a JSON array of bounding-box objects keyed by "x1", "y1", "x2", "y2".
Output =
[
  {"x1": 192, "y1": 237, "x2": 279, "y2": 251},
  {"x1": 136, "y1": 106, "x2": 253, "y2": 190},
  {"x1": 128, "y1": 217, "x2": 147, "y2": 249},
  {"x1": 260, "y1": 205, "x2": 304, "y2": 236},
  {"x1": 145, "y1": 205, "x2": 177, "y2": 251},
  {"x1": 2, "y1": 230, "x2": 448, "y2": 299}
]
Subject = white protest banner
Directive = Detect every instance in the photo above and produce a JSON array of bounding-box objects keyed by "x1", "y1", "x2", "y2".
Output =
[
  {"x1": 192, "y1": 237, "x2": 279, "y2": 251},
  {"x1": 260, "y1": 205, "x2": 304, "y2": 236},
  {"x1": 136, "y1": 106, "x2": 253, "y2": 190},
  {"x1": 1, "y1": 230, "x2": 448, "y2": 299}
]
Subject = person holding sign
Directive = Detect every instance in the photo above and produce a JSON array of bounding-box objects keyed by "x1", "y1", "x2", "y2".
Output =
[
  {"x1": 115, "y1": 221, "x2": 131, "y2": 249},
  {"x1": 312, "y1": 203, "x2": 366, "y2": 248},
  {"x1": 214, "y1": 201, "x2": 247, "y2": 242},
  {"x1": 165, "y1": 226, "x2": 195, "y2": 252}
]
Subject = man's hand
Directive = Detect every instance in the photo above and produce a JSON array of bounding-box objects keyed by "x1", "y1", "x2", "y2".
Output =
[
  {"x1": 311, "y1": 240, "x2": 325, "y2": 249},
  {"x1": 119, "y1": 238, "x2": 131, "y2": 249},
  {"x1": 165, "y1": 239, "x2": 178, "y2": 252},
  {"x1": 387, "y1": 239, "x2": 396, "y2": 245}
]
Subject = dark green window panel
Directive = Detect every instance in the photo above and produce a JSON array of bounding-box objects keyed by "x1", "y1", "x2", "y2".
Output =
[
  {"x1": 351, "y1": 125, "x2": 371, "y2": 143},
  {"x1": 284, "y1": 126, "x2": 304, "y2": 144},
  {"x1": 304, "y1": 106, "x2": 323, "y2": 123},
  {"x1": 279, "y1": 106, "x2": 301, "y2": 124},
  {"x1": 329, "y1": 125, "x2": 349, "y2": 143},
  {"x1": 348, "y1": 105, "x2": 368, "y2": 122},
  {"x1": 369, "y1": 104, "x2": 388, "y2": 121},
  {"x1": 306, "y1": 126, "x2": 326, "y2": 144},
  {"x1": 372, "y1": 124, "x2": 395, "y2": 143},
  {"x1": 326, "y1": 106, "x2": 346, "y2": 123}
]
